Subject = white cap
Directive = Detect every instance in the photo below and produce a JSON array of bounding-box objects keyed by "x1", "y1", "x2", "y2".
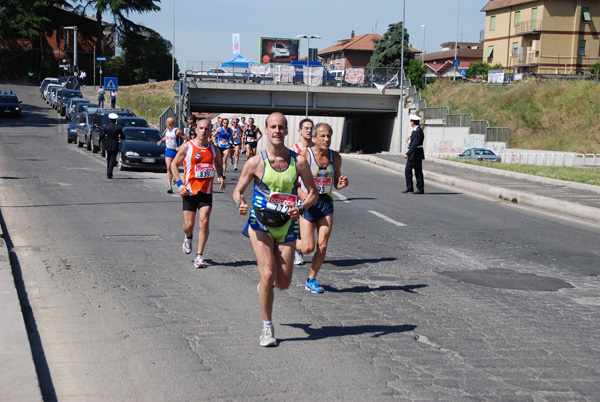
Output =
[
  {"x1": 409, "y1": 114, "x2": 422, "y2": 121},
  {"x1": 108, "y1": 113, "x2": 119, "y2": 119}
]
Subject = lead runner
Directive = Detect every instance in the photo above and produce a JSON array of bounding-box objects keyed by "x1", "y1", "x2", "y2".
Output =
[{"x1": 232, "y1": 112, "x2": 318, "y2": 347}]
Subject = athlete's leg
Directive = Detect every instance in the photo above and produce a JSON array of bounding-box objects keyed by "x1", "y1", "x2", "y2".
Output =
[
  {"x1": 297, "y1": 216, "x2": 316, "y2": 255},
  {"x1": 196, "y1": 205, "x2": 212, "y2": 255},
  {"x1": 234, "y1": 145, "x2": 240, "y2": 166},
  {"x1": 182, "y1": 209, "x2": 196, "y2": 238},
  {"x1": 248, "y1": 228, "x2": 277, "y2": 321},
  {"x1": 273, "y1": 241, "x2": 295, "y2": 290},
  {"x1": 221, "y1": 148, "x2": 229, "y2": 175},
  {"x1": 165, "y1": 156, "x2": 174, "y2": 186},
  {"x1": 308, "y1": 215, "x2": 334, "y2": 278}
]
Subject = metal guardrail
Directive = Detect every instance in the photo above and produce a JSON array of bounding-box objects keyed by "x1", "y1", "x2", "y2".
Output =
[
  {"x1": 423, "y1": 107, "x2": 449, "y2": 120},
  {"x1": 184, "y1": 60, "x2": 406, "y2": 89},
  {"x1": 159, "y1": 106, "x2": 175, "y2": 134},
  {"x1": 471, "y1": 120, "x2": 489, "y2": 134},
  {"x1": 446, "y1": 113, "x2": 473, "y2": 127}
]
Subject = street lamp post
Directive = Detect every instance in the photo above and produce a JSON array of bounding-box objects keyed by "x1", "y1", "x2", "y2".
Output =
[
  {"x1": 297, "y1": 34, "x2": 320, "y2": 118},
  {"x1": 399, "y1": 0, "x2": 405, "y2": 153},
  {"x1": 422, "y1": 24, "x2": 427, "y2": 85},
  {"x1": 64, "y1": 26, "x2": 78, "y2": 78},
  {"x1": 454, "y1": 0, "x2": 460, "y2": 81},
  {"x1": 172, "y1": 0, "x2": 175, "y2": 81}
]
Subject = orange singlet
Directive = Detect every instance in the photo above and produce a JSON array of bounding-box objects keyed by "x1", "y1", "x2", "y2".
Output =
[{"x1": 183, "y1": 141, "x2": 217, "y2": 195}]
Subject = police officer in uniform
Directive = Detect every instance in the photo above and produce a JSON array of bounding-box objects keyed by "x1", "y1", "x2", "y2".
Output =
[
  {"x1": 100, "y1": 113, "x2": 124, "y2": 179},
  {"x1": 402, "y1": 114, "x2": 425, "y2": 194}
]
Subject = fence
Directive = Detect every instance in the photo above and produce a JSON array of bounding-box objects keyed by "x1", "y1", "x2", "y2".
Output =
[
  {"x1": 445, "y1": 113, "x2": 473, "y2": 127},
  {"x1": 487, "y1": 127, "x2": 510, "y2": 143},
  {"x1": 423, "y1": 106, "x2": 449, "y2": 120},
  {"x1": 159, "y1": 106, "x2": 176, "y2": 134}
]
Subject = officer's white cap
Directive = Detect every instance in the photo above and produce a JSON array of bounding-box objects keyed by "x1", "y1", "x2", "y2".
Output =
[
  {"x1": 409, "y1": 114, "x2": 422, "y2": 121},
  {"x1": 108, "y1": 113, "x2": 119, "y2": 119}
]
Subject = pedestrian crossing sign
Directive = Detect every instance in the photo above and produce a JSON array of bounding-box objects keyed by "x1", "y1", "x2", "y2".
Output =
[{"x1": 104, "y1": 77, "x2": 118, "y2": 91}]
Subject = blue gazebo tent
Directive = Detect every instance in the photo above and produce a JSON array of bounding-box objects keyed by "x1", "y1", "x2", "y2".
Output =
[{"x1": 222, "y1": 55, "x2": 257, "y2": 69}]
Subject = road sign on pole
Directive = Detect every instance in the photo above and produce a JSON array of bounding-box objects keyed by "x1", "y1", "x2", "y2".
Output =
[
  {"x1": 96, "y1": 57, "x2": 106, "y2": 61},
  {"x1": 104, "y1": 77, "x2": 118, "y2": 91}
]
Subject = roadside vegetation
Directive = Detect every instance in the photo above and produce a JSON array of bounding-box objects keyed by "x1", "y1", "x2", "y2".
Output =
[
  {"x1": 117, "y1": 80, "x2": 175, "y2": 126},
  {"x1": 422, "y1": 79, "x2": 600, "y2": 154},
  {"x1": 455, "y1": 160, "x2": 600, "y2": 186}
]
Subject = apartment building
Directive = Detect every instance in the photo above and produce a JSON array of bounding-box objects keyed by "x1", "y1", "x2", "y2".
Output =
[{"x1": 481, "y1": 0, "x2": 600, "y2": 75}]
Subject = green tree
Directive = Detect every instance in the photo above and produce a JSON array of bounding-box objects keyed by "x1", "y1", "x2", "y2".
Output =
[
  {"x1": 368, "y1": 21, "x2": 414, "y2": 68},
  {"x1": 0, "y1": 0, "x2": 69, "y2": 39},
  {"x1": 588, "y1": 61, "x2": 600, "y2": 78},
  {"x1": 104, "y1": 26, "x2": 178, "y2": 85},
  {"x1": 466, "y1": 60, "x2": 491, "y2": 80},
  {"x1": 75, "y1": 0, "x2": 161, "y2": 56},
  {"x1": 406, "y1": 58, "x2": 426, "y2": 90}
]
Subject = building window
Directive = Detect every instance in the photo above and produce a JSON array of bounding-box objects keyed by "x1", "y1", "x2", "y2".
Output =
[
  {"x1": 514, "y1": 11, "x2": 521, "y2": 26},
  {"x1": 579, "y1": 39, "x2": 586, "y2": 56},
  {"x1": 490, "y1": 16, "x2": 496, "y2": 31},
  {"x1": 582, "y1": 7, "x2": 591, "y2": 22},
  {"x1": 485, "y1": 45, "x2": 494, "y2": 62},
  {"x1": 532, "y1": 8, "x2": 538, "y2": 30},
  {"x1": 512, "y1": 42, "x2": 519, "y2": 56}
]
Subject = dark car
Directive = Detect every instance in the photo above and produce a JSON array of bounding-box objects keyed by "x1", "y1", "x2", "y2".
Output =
[
  {"x1": 117, "y1": 127, "x2": 166, "y2": 172},
  {"x1": 0, "y1": 92, "x2": 23, "y2": 117},
  {"x1": 58, "y1": 90, "x2": 83, "y2": 116},
  {"x1": 67, "y1": 114, "x2": 79, "y2": 143},
  {"x1": 76, "y1": 111, "x2": 94, "y2": 149},
  {"x1": 116, "y1": 117, "x2": 150, "y2": 129},
  {"x1": 90, "y1": 108, "x2": 136, "y2": 154},
  {"x1": 58, "y1": 76, "x2": 80, "y2": 90},
  {"x1": 71, "y1": 102, "x2": 98, "y2": 122},
  {"x1": 457, "y1": 148, "x2": 502, "y2": 162}
]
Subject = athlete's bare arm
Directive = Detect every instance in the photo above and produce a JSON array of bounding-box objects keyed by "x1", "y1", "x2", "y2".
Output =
[
  {"x1": 212, "y1": 146, "x2": 226, "y2": 191},
  {"x1": 294, "y1": 154, "x2": 318, "y2": 218},
  {"x1": 333, "y1": 151, "x2": 348, "y2": 189},
  {"x1": 171, "y1": 142, "x2": 190, "y2": 197},
  {"x1": 232, "y1": 154, "x2": 263, "y2": 215}
]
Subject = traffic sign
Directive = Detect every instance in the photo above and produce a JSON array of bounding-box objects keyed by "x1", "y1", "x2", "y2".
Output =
[
  {"x1": 96, "y1": 57, "x2": 106, "y2": 61},
  {"x1": 104, "y1": 77, "x2": 118, "y2": 91},
  {"x1": 453, "y1": 59, "x2": 461, "y2": 68},
  {"x1": 173, "y1": 81, "x2": 188, "y2": 96}
]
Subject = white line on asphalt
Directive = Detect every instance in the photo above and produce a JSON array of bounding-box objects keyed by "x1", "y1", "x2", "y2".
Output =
[
  {"x1": 368, "y1": 210, "x2": 407, "y2": 227},
  {"x1": 333, "y1": 191, "x2": 350, "y2": 203}
]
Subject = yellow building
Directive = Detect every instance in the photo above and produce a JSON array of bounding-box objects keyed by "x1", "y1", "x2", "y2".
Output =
[{"x1": 481, "y1": 0, "x2": 600, "y2": 75}]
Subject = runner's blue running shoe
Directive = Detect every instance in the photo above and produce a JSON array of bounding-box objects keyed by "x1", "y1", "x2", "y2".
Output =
[{"x1": 305, "y1": 277, "x2": 324, "y2": 293}]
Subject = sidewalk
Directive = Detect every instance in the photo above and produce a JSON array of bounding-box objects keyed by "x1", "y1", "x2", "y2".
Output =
[{"x1": 345, "y1": 153, "x2": 600, "y2": 224}]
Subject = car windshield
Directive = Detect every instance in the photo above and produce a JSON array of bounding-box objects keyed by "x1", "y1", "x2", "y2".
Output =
[
  {"x1": 482, "y1": 150, "x2": 495, "y2": 155},
  {"x1": 100, "y1": 112, "x2": 135, "y2": 125},
  {"x1": 78, "y1": 104, "x2": 97, "y2": 113},
  {"x1": 118, "y1": 119, "x2": 149, "y2": 128},
  {"x1": 63, "y1": 91, "x2": 82, "y2": 99},
  {"x1": 124, "y1": 129, "x2": 161, "y2": 142},
  {"x1": 0, "y1": 95, "x2": 18, "y2": 103}
]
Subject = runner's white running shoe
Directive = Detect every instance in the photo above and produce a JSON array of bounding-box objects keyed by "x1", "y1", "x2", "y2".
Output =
[
  {"x1": 293, "y1": 251, "x2": 304, "y2": 265},
  {"x1": 182, "y1": 235, "x2": 192, "y2": 254},
  {"x1": 194, "y1": 254, "x2": 206, "y2": 268},
  {"x1": 260, "y1": 325, "x2": 277, "y2": 347}
]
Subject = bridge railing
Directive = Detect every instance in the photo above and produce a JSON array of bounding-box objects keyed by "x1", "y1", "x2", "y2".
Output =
[{"x1": 184, "y1": 60, "x2": 407, "y2": 89}]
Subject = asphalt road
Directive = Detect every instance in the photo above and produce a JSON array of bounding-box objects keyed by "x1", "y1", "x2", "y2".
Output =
[{"x1": 1, "y1": 83, "x2": 600, "y2": 401}]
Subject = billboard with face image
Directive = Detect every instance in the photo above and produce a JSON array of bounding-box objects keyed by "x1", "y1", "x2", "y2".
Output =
[{"x1": 260, "y1": 37, "x2": 300, "y2": 64}]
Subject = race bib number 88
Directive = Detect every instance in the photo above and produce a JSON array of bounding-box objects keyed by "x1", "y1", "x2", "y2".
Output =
[{"x1": 268, "y1": 192, "x2": 297, "y2": 207}]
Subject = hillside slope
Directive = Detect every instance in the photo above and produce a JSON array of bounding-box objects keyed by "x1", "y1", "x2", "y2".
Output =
[{"x1": 421, "y1": 80, "x2": 600, "y2": 154}]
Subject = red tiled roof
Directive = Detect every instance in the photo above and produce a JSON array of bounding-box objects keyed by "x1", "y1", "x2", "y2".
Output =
[
  {"x1": 319, "y1": 34, "x2": 382, "y2": 56},
  {"x1": 481, "y1": 0, "x2": 538, "y2": 12},
  {"x1": 423, "y1": 48, "x2": 483, "y2": 62}
]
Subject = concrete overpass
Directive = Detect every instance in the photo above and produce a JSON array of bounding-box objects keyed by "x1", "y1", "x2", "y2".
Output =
[{"x1": 185, "y1": 82, "x2": 408, "y2": 153}]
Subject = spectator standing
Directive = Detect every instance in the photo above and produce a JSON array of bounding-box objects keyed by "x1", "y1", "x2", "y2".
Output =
[{"x1": 110, "y1": 91, "x2": 117, "y2": 108}]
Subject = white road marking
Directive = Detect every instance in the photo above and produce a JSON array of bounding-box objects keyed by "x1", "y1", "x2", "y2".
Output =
[
  {"x1": 368, "y1": 210, "x2": 407, "y2": 227},
  {"x1": 333, "y1": 191, "x2": 350, "y2": 203}
]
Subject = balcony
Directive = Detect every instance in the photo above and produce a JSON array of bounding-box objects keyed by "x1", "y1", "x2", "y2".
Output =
[
  {"x1": 516, "y1": 19, "x2": 543, "y2": 35},
  {"x1": 511, "y1": 49, "x2": 541, "y2": 67}
]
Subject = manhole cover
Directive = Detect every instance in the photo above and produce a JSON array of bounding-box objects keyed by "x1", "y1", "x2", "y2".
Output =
[
  {"x1": 439, "y1": 268, "x2": 573, "y2": 292},
  {"x1": 103, "y1": 235, "x2": 164, "y2": 242}
]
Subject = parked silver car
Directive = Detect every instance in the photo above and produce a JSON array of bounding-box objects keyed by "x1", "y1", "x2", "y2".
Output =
[{"x1": 457, "y1": 148, "x2": 502, "y2": 162}]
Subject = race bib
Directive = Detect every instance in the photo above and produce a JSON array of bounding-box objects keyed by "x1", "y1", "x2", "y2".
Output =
[
  {"x1": 246, "y1": 137, "x2": 255, "y2": 143},
  {"x1": 166, "y1": 138, "x2": 176, "y2": 149},
  {"x1": 315, "y1": 177, "x2": 332, "y2": 194},
  {"x1": 268, "y1": 192, "x2": 297, "y2": 207},
  {"x1": 195, "y1": 163, "x2": 215, "y2": 179},
  {"x1": 219, "y1": 138, "x2": 229, "y2": 147}
]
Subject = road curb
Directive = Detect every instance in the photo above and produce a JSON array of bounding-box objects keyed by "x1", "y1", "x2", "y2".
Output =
[
  {"x1": 345, "y1": 153, "x2": 600, "y2": 224},
  {"x1": 0, "y1": 215, "x2": 43, "y2": 402}
]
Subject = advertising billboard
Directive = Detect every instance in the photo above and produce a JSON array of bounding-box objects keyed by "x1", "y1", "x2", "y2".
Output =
[{"x1": 260, "y1": 37, "x2": 300, "y2": 64}]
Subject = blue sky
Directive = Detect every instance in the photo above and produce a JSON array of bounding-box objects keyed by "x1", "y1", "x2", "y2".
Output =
[{"x1": 124, "y1": 0, "x2": 487, "y2": 70}]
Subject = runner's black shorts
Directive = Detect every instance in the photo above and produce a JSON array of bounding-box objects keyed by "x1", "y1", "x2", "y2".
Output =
[{"x1": 183, "y1": 191, "x2": 213, "y2": 211}]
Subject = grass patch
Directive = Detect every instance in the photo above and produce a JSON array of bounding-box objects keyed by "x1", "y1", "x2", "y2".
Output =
[
  {"x1": 116, "y1": 81, "x2": 176, "y2": 126},
  {"x1": 453, "y1": 160, "x2": 600, "y2": 186},
  {"x1": 422, "y1": 80, "x2": 600, "y2": 154}
]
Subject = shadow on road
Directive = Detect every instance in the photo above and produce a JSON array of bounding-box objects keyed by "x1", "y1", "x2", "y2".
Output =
[
  {"x1": 326, "y1": 257, "x2": 397, "y2": 268},
  {"x1": 280, "y1": 323, "x2": 417, "y2": 343},
  {"x1": 322, "y1": 283, "x2": 427, "y2": 294}
]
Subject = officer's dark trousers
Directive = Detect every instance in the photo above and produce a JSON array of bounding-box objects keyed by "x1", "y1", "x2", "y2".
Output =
[{"x1": 405, "y1": 158, "x2": 424, "y2": 191}]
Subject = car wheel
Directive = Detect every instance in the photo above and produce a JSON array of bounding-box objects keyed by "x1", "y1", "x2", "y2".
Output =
[
  {"x1": 86, "y1": 136, "x2": 91, "y2": 151},
  {"x1": 91, "y1": 141, "x2": 98, "y2": 153},
  {"x1": 117, "y1": 153, "x2": 125, "y2": 171},
  {"x1": 67, "y1": 137, "x2": 73, "y2": 144},
  {"x1": 77, "y1": 138, "x2": 84, "y2": 147}
]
